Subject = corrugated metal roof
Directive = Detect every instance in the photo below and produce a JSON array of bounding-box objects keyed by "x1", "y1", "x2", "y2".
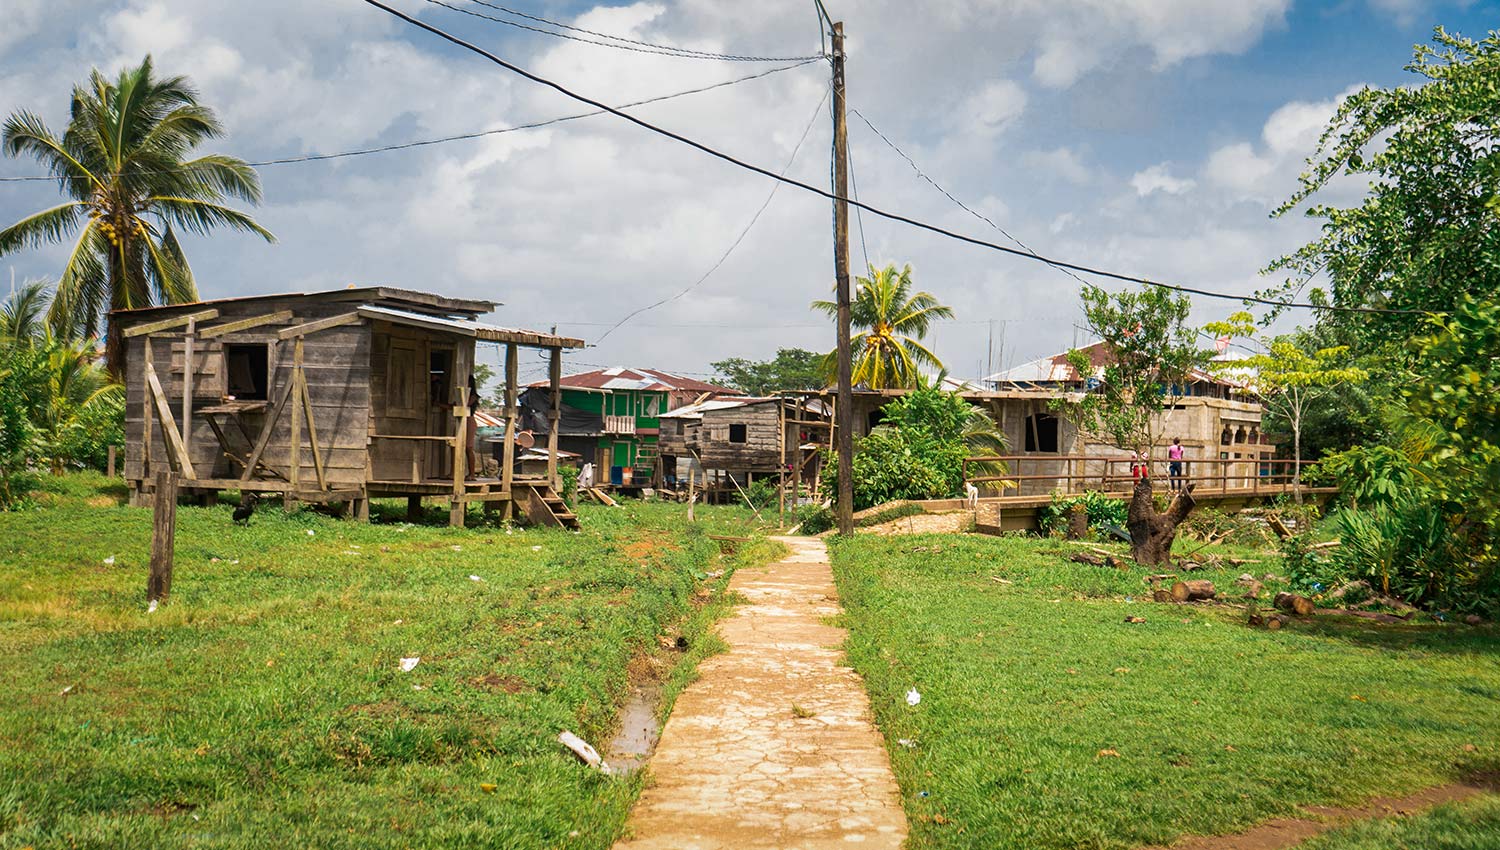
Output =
[
  {"x1": 660, "y1": 397, "x2": 778, "y2": 419},
  {"x1": 532, "y1": 367, "x2": 741, "y2": 395},
  {"x1": 357, "y1": 305, "x2": 584, "y2": 348},
  {"x1": 985, "y1": 341, "x2": 1242, "y2": 389}
]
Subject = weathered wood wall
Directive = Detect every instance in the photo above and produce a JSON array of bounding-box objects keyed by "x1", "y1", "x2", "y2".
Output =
[
  {"x1": 367, "y1": 320, "x2": 474, "y2": 482},
  {"x1": 123, "y1": 300, "x2": 371, "y2": 487},
  {"x1": 691, "y1": 402, "x2": 782, "y2": 471}
]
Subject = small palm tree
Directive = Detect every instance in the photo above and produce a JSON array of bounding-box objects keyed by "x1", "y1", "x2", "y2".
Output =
[
  {"x1": 0, "y1": 56, "x2": 274, "y2": 377},
  {"x1": 812, "y1": 263, "x2": 953, "y2": 389},
  {"x1": 0, "y1": 278, "x2": 53, "y2": 348}
]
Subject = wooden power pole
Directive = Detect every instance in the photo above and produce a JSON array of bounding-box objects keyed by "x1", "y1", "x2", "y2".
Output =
[{"x1": 831, "y1": 21, "x2": 855, "y2": 536}]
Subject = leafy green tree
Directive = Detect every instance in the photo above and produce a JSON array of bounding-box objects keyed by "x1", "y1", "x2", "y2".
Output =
[
  {"x1": 1267, "y1": 28, "x2": 1500, "y2": 348},
  {"x1": 811, "y1": 263, "x2": 952, "y2": 389},
  {"x1": 1205, "y1": 312, "x2": 1369, "y2": 501},
  {"x1": 1056, "y1": 284, "x2": 1213, "y2": 564},
  {"x1": 0, "y1": 56, "x2": 274, "y2": 377},
  {"x1": 710, "y1": 348, "x2": 824, "y2": 395}
]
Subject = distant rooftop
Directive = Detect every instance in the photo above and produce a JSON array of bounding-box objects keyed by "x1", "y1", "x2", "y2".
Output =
[{"x1": 533, "y1": 367, "x2": 741, "y2": 395}]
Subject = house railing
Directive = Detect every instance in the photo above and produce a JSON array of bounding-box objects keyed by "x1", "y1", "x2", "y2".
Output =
[
  {"x1": 603, "y1": 415, "x2": 636, "y2": 435},
  {"x1": 961, "y1": 454, "x2": 1318, "y2": 497}
]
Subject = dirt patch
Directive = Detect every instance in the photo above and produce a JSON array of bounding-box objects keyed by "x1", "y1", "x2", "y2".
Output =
[
  {"x1": 470, "y1": 673, "x2": 528, "y2": 694},
  {"x1": 340, "y1": 700, "x2": 417, "y2": 719},
  {"x1": 86, "y1": 495, "x2": 123, "y2": 508},
  {"x1": 622, "y1": 534, "x2": 675, "y2": 561},
  {"x1": 1150, "y1": 780, "x2": 1495, "y2": 850}
]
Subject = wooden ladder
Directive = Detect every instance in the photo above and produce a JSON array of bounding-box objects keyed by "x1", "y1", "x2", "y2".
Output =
[{"x1": 519, "y1": 484, "x2": 580, "y2": 529}]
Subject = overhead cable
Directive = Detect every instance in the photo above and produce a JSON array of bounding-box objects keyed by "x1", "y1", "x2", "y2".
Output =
[
  {"x1": 0, "y1": 59, "x2": 820, "y2": 183},
  {"x1": 422, "y1": 0, "x2": 825, "y2": 62},
  {"x1": 459, "y1": 0, "x2": 826, "y2": 62},
  {"x1": 360, "y1": 0, "x2": 1429, "y2": 317},
  {"x1": 593, "y1": 84, "x2": 831, "y2": 344}
]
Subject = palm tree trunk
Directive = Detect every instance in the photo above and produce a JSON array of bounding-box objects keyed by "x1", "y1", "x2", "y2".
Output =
[{"x1": 105, "y1": 243, "x2": 128, "y2": 382}]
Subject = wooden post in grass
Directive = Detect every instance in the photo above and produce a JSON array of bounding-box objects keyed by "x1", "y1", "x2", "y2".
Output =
[
  {"x1": 107, "y1": 445, "x2": 117, "y2": 478},
  {"x1": 148, "y1": 470, "x2": 178, "y2": 603},
  {"x1": 687, "y1": 467, "x2": 696, "y2": 522}
]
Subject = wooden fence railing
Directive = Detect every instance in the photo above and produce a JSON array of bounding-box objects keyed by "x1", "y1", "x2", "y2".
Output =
[{"x1": 962, "y1": 454, "x2": 1315, "y2": 496}]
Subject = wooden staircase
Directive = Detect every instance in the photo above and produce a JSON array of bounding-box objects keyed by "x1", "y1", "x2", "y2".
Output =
[
  {"x1": 519, "y1": 483, "x2": 580, "y2": 529},
  {"x1": 633, "y1": 442, "x2": 660, "y2": 486}
]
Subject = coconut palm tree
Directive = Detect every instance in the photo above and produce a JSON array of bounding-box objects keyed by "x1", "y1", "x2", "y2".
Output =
[
  {"x1": 0, "y1": 56, "x2": 274, "y2": 377},
  {"x1": 0, "y1": 278, "x2": 53, "y2": 348},
  {"x1": 812, "y1": 263, "x2": 953, "y2": 389}
]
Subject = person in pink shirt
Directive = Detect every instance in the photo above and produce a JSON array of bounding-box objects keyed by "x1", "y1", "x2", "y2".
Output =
[{"x1": 1167, "y1": 437, "x2": 1185, "y2": 491}]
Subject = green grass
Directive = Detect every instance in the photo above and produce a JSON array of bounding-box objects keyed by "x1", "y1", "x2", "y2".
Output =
[
  {"x1": 1302, "y1": 794, "x2": 1500, "y2": 850},
  {"x1": 830, "y1": 532, "x2": 1500, "y2": 850},
  {"x1": 0, "y1": 473, "x2": 771, "y2": 849}
]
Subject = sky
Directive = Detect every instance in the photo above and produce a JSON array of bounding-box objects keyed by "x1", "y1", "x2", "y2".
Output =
[{"x1": 0, "y1": 0, "x2": 1494, "y2": 387}]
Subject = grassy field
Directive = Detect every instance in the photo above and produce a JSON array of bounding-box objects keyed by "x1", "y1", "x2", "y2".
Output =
[
  {"x1": 830, "y1": 532, "x2": 1500, "y2": 850},
  {"x1": 1303, "y1": 793, "x2": 1500, "y2": 850},
  {"x1": 0, "y1": 473, "x2": 773, "y2": 850}
]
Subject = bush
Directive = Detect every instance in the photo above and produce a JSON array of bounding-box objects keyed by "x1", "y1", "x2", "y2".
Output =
[
  {"x1": 745, "y1": 477, "x2": 778, "y2": 510},
  {"x1": 821, "y1": 428, "x2": 966, "y2": 510},
  {"x1": 557, "y1": 465, "x2": 579, "y2": 508},
  {"x1": 1332, "y1": 499, "x2": 1472, "y2": 610},
  {"x1": 1039, "y1": 491, "x2": 1128, "y2": 536},
  {"x1": 795, "y1": 503, "x2": 834, "y2": 535}
]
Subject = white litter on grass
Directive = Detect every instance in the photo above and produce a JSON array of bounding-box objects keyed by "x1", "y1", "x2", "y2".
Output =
[
  {"x1": 531, "y1": 546, "x2": 542, "y2": 552},
  {"x1": 399, "y1": 657, "x2": 420, "y2": 672},
  {"x1": 469, "y1": 575, "x2": 484, "y2": 583},
  {"x1": 342, "y1": 550, "x2": 360, "y2": 556},
  {"x1": 897, "y1": 738, "x2": 916, "y2": 748},
  {"x1": 231, "y1": 559, "x2": 239, "y2": 565},
  {"x1": 102, "y1": 556, "x2": 115, "y2": 565},
  {"x1": 906, "y1": 688, "x2": 921, "y2": 707},
  {"x1": 505, "y1": 528, "x2": 514, "y2": 536},
  {"x1": 147, "y1": 599, "x2": 158, "y2": 614},
  {"x1": 305, "y1": 529, "x2": 315, "y2": 537},
  {"x1": 59, "y1": 685, "x2": 73, "y2": 696},
  {"x1": 412, "y1": 684, "x2": 425, "y2": 691},
  {"x1": 557, "y1": 730, "x2": 609, "y2": 771},
  {"x1": 451, "y1": 545, "x2": 463, "y2": 552}
]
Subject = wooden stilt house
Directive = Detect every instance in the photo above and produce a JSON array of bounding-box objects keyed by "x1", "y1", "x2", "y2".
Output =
[{"x1": 115, "y1": 287, "x2": 585, "y2": 527}]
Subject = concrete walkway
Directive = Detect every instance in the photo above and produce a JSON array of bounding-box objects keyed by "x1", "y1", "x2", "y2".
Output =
[{"x1": 614, "y1": 536, "x2": 908, "y2": 850}]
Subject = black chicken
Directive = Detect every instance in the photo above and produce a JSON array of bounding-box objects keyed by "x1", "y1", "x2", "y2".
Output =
[{"x1": 232, "y1": 493, "x2": 258, "y2": 526}]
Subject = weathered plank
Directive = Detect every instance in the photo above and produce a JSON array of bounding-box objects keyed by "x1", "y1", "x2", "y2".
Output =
[{"x1": 122, "y1": 308, "x2": 219, "y2": 338}]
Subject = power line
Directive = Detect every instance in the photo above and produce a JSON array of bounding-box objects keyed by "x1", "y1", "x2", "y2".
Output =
[
  {"x1": 592, "y1": 84, "x2": 830, "y2": 344},
  {"x1": 421, "y1": 0, "x2": 825, "y2": 62},
  {"x1": 848, "y1": 105, "x2": 1092, "y2": 291},
  {"x1": 0, "y1": 60, "x2": 819, "y2": 183},
  {"x1": 360, "y1": 0, "x2": 1429, "y2": 318},
  {"x1": 459, "y1": 0, "x2": 826, "y2": 62}
]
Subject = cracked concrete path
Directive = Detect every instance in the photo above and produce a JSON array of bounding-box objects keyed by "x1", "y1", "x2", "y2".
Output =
[{"x1": 613, "y1": 536, "x2": 908, "y2": 850}]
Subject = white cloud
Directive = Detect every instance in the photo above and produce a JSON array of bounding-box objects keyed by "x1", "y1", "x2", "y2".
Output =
[
  {"x1": 1202, "y1": 85, "x2": 1363, "y2": 201},
  {"x1": 1131, "y1": 163, "x2": 1196, "y2": 196},
  {"x1": 960, "y1": 79, "x2": 1028, "y2": 135},
  {"x1": 1024, "y1": 147, "x2": 1092, "y2": 184}
]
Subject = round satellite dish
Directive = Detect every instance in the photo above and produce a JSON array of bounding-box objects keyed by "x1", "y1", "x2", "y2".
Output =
[{"x1": 517, "y1": 430, "x2": 536, "y2": 449}]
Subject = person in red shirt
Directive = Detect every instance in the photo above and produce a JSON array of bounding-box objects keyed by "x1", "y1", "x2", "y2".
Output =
[{"x1": 1167, "y1": 437, "x2": 1185, "y2": 491}]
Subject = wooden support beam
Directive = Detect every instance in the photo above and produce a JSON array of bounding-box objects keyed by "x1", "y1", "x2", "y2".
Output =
[
  {"x1": 501, "y1": 343, "x2": 518, "y2": 522},
  {"x1": 198, "y1": 309, "x2": 293, "y2": 338},
  {"x1": 286, "y1": 338, "x2": 303, "y2": 509},
  {"x1": 181, "y1": 318, "x2": 196, "y2": 463},
  {"x1": 241, "y1": 374, "x2": 296, "y2": 482},
  {"x1": 299, "y1": 366, "x2": 327, "y2": 490},
  {"x1": 547, "y1": 347, "x2": 561, "y2": 491},
  {"x1": 148, "y1": 470, "x2": 178, "y2": 604},
  {"x1": 276, "y1": 311, "x2": 361, "y2": 340},
  {"x1": 143, "y1": 340, "x2": 155, "y2": 478},
  {"x1": 122, "y1": 309, "x2": 219, "y2": 338},
  {"x1": 145, "y1": 367, "x2": 197, "y2": 479},
  {"x1": 450, "y1": 385, "x2": 470, "y2": 528}
]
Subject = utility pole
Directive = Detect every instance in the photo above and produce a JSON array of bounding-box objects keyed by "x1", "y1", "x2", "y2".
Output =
[{"x1": 830, "y1": 20, "x2": 854, "y2": 536}]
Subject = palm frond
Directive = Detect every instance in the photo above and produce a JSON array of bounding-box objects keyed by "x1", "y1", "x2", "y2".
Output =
[
  {"x1": 2, "y1": 110, "x2": 99, "y2": 196},
  {"x1": 0, "y1": 202, "x2": 87, "y2": 255},
  {"x1": 147, "y1": 197, "x2": 275, "y2": 241}
]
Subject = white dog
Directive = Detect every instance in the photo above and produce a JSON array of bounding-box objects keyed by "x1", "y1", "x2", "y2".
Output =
[{"x1": 964, "y1": 481, "x2": 979, "y2": 511}]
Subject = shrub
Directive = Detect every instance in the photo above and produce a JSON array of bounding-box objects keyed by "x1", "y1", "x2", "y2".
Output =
[
  {"x1": 795, "y1": 503, "x2": 834, "y2": 535},
  {"x1": 557, "y1": 465, "x2": 579, "y2": 508},
  {"x1": 1039, "y1": 491, "x2": 1127, "y2": 536},
  {"x1": 1332, "y1": 499, "x2": 1473, "y2": 610},
  {"x1": 745, "y1": 477, "x2": 778, "y2": 510}
]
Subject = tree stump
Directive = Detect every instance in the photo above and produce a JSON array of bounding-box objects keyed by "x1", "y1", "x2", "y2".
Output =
[
  {"x1": 1153, "y1": 588, "x2": 1174, "y2": 603},
  {"x1": 1127, "y1": 479, "x2": 1196, "y2": 566},
  {"x1": 1066, "y1": 503, "x2": 1088, "y2": 540},
  {"x1": 1170, "y1": 579, "x2": 1216, "y2": 603}
]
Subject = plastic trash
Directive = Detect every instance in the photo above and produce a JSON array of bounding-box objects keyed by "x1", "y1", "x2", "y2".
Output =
[
  {"x1": 399, "y1": 657, "x2": 420, "y2": 672},
  {"x1": 451, "y1": 545, "x2": 463, "y2": 552},
  {"x1": 897, "y1": 738, "x2": 916, "y2": 748},
  {"x1": 469, "y1": 575, "x2": 484, "y2": 582},
  {"x1": 147, "y1": 599, "x2": 158, "y2": 614},
  {"x1": 305, "y1": 529, "x2": 315, "y2": 537},
  {"x1": 531, "y1": 546, "x2": 542, "y2": 552},
  {"x1": 558, "y1": 730, "x2": 610, "y2": 771},
  {"x1": 906, "y1": 688, "x2": 921, "y2": 707},
  {"x1": 102, "y1": 556, "x2": 115, "y2": 565}
]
